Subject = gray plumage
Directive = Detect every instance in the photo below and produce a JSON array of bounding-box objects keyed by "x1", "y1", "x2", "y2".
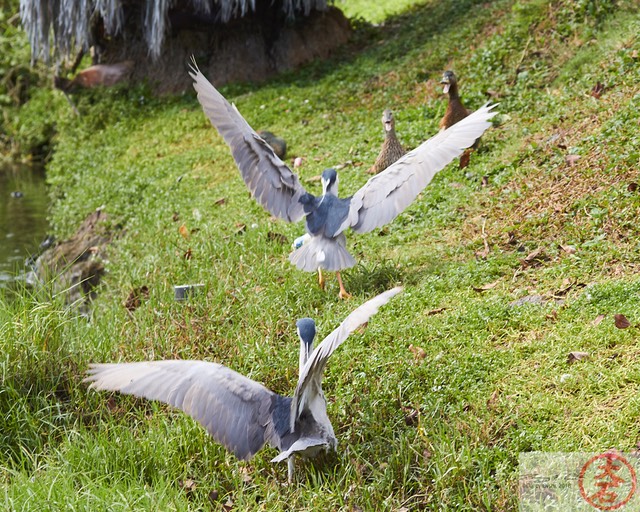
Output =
[
  {"x1": 84, "y1": 286, "x2": 402, "y2": 482},
  {"x1": 189, "y1": 62, "x2": 497, "y2": 277}
]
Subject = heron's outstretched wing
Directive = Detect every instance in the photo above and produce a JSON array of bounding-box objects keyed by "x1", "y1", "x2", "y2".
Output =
[
  {"x1": 85, "y1": 360, "x2": 281, "y2": 460},
  {"x1": 343, "y1": 104, "x2": 498, "y2": 234},
  {"x1": 291, "y1": 287, "x2": 403, "y2": 429},
  {"x1": 189, "y1": 62, "x2": 307, "y2": 222}
]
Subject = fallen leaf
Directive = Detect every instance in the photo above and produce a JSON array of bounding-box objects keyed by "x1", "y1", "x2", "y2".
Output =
[
  {"x1": 473, "y1": 279, "x2": 500, "y2": 292},
  {"x1": 546, "y1": 310, "x2": 558, "y2": 321},
  {"x1": 487, "y1": 389, "x2": 499, "y2": 410},
  {"x1": 592, "y1": 314, "x2": 605, "y2": 326},
  {"x1": 567, "y1": 351, "x2": 590, "y2": 364},
  {"x1": 234, "y1": 223, "x2": 246, "y2": 235},
  {"x1": 481, "y1": 175, "x2": 489, "y2": 187},
  {"x1": 628, "y1": 182, "x2": 638, "y2": 192},
  {"x1": 183, "y1": 248, "x2": 192, "y2": 260},
  {"x1": 408, "y1": 344, "x2": 427, "y2": 360},
  {"x1": 179, "y1": 479, "x2": 197, "y2": 493},
  {"x1": 222, "y1": 499, "x2": 234, "y2": 512},
  {"x1": 590, "y1": 81, "x2": 605, "y2": 99},
  {"x1": 507, "y1": 231, "x2": 518, "y2": 245},
  {"x1": 522, "y1": 247, "x2": 548, "y2": 267},
  {"x1": 305, "y1": 175, "x2": 322, "y2": 183},
  {"x1": 123, "y1": 285, "x2": 149, "y2": 312},
  {"x1": 208, "y1": 490, "x2": 219, "y2": 503},
  {"x1": 559, "y1": 244, "x2": 577, "y2": 255},
  {"x1": 614, "y1": 314, "x2": 631, "y2": 329},
  {"x1": 239, "y1": 466, "x2": 253, "y2": 484},
  {"x1": 179, "y1": 224, "x2": 189, "y2": 239},
  {"x1": 403, "y1": 408, "x2": 419, "y2": 426},
  {"x1": 449, "y1": 182, "x2": 464, "y2": 189},
  {"x1": 214, "y1": 197, "x2": 226, "y2": 206},
  {"x1": 267, "y1": 231, "x2": 288, "y2": 245},
  {"x1": 565, "y1": 154, "x2": 580, "y2": 166},
  {"x1": 426, "y1": 307, "x2": 446, "y2": 316},
  {"x1": 172, "y1": 212, "x2": 180, "y2": 222}
]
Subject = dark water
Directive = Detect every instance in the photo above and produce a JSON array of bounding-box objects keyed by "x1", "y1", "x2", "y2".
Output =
[{"x1": 0, "y1": 163, "x2": 50, "y2": 285}]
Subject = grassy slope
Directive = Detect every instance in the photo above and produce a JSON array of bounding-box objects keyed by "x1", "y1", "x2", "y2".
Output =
[{"x1": 2, "y1": 0, "x2": 640, "y2": 509}]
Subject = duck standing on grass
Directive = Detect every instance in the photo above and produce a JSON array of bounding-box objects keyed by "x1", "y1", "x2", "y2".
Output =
[
  {"x1": 190, "y1": 61, "x2": 496, "y2": 298},
  {"x1": 367, "y1": 109, "x2": 405, "y2": 175},
  {"x1": 85, "y1": 287, "x2": 402, "y2": 483},
  {"x1": 439, "y1": 70, "x2": 480, "y2": 168}
]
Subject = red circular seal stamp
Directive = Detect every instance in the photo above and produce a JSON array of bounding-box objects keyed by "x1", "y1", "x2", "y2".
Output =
[{"x1": 579, "y1": 452, "x2": 637, "y2": 510}]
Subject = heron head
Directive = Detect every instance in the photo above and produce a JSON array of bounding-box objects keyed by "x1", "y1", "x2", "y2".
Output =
[
  {"x1": 321, "y1": 168, "x2": 338, "y2": 197},
  {"x1": 382, "y1": 109, "x2": 395, "y2": 133},
  {"x1": 440, "y1": 70, "x2": 456, "y2": 94},
  {"x1": 296, "y1": 318, "x2": 316, "y2": 370}
]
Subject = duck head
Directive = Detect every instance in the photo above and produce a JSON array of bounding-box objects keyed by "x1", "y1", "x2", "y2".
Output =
[
  {"x1": 382, "y1": 109, "x2": 396, "y2": 133},
  {"x1": 440, "y1": 70, "x2": 457, "y2": 95}
]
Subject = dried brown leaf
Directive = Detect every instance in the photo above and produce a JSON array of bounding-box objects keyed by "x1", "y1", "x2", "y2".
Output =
[
  {"x1": 567, "y1": 351, "x2": 590, "y2": 364},
  {"x1": 426, "y1": 307, "x2": 446, "y2": 316},
  {"x1": 592, "y1": 314, "x2": 605, "y2": 326},
  {"x1": 267, "y1": 231, "x2": 288, "y2": 245},
  {"x1": 559, "y1": 244, "x2": 576, "y2": 255},
  {"x1": 179, "y1": 224, "x2": 189, "y2": 239},
  {"x1": 183, "y1": 248, "x2": 192, "y2": 260},
  {"x1": 487, "y1": 389, "x2": 499, "y2": 410},
  {"x1": 408, "y1": 344, "x2": 427, "y2": 360},
  {"x1": 590, "y1": 81, "x2": 605, "y2": 99},
  {"x1": 565, "y1": 154, "x2": 580, "y2": 166},
  {"x1": 172, "y1": 212, "x2": 180, "y2": 222},
  {"x1": 481, "y1": 175, "x2": 489, "y2": 187},
  {"x1": 614, "y1": 314, "x2": 631, "y2": 329},
  {"x1": 521, "y1": 247, "x2": 548, "y2": 267},
  {"x1": 234, "y1": 223, "x2": 246, "y2": 235},
  {"x1": 214, "y1": 197, "x2": 226, "y2": 206},
  {"x1": 628, "y1": 182, "x2": 638, "y2": 192},
  {"x1": 179, "y1": 479, "x2": 197, "y2": 493},
  {"x1": 123, "y1": 285, "x2": 149, "y2": 312},
  {"x1": 473, "y1": 279, "x2": 500, "y2": 292}
]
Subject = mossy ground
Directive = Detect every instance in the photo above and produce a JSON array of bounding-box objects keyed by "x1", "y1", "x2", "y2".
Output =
[{"x1": 2, "y1": 0, "x2": 640, "y2": 510}]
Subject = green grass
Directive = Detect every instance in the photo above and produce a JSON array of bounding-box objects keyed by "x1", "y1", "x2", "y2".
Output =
[{"x1": 2, "y1": 0, "x2": 640, "y2": 509}]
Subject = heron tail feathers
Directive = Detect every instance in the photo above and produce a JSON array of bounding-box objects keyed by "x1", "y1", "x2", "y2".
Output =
[{"x1": 288, "y1": 234, "x2": 355, "y2": 272}]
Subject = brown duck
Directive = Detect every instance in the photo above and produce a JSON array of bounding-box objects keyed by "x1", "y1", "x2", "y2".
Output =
[
  {"x1": 439, "y1": 70, "x2": 480, "y2": 167},
  {"x1": 439, "y1": 70, "x2": 472, "y2": 130},
  {"x1": 367, "y1": 109, "x2": 405, "y2": 174}
]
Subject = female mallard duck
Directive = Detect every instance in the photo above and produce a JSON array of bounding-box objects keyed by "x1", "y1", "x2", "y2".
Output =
[
  {"x1": 367, "y1": 109, "x2": 405, "y2": 175},
  {"x1": 439, "y1": 70, "x2": 472, "y2": 131}
]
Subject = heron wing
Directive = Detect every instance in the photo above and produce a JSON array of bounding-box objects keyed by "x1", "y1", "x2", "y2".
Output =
[
  {"x1": 344, "y1": 103, "x2": 498, "y2": 234},
  {"x1": 85, "y1": 360, "x2": 280, "y2": 460},
  {"x1": 290, "y1": 287, "x2": 403, "y2": 429},
  {"x1": 189, "y1": 62, "x2": 307, "y2": 222}
]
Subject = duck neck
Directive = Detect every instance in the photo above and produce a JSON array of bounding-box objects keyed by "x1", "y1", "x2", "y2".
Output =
[{"x1": 448, "y1": 82, "x2": 461, "y2": 101}]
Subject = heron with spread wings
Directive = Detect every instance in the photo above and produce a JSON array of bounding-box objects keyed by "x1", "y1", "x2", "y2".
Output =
[
  {"x1": 190, "y1": 63, "x2": 496, "y2": 298},
  {"x1": 85, "y1": 287, "x2": 401, "y2": 483}
]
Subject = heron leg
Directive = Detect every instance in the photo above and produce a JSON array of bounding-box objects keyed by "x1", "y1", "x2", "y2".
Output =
[
  {"x1": 337, "y1": 272, "x2": 351, "y2": 300},
  {"x1": 318, "y1": 268, "x2": 325, "y2": 290},
  {"x1": 287, "y1": 455, "x2": 295, "y2": 484}
]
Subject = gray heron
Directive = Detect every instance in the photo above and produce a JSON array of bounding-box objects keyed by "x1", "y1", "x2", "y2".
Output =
[
  {"x1": 84, "y1": 286, "x2": 402, "y2": 482},
  {"x1": 189, "y1": 62, "x2": 497, "y2": 298}
]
